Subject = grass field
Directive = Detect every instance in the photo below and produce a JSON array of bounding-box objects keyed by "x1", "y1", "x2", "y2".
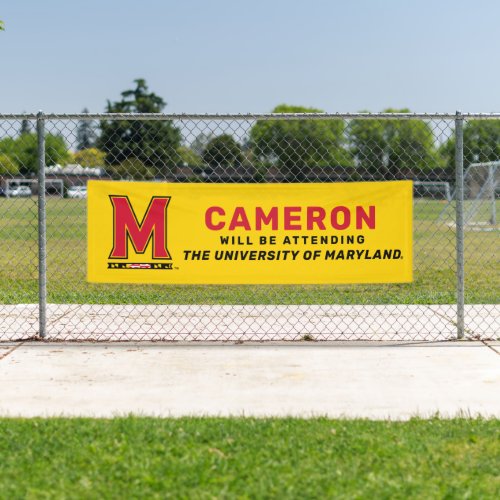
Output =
[
  {"x1": 0, "y1": 417, "x2": 498, "y2": 498},
  {"x1": 0, "y1": 197, "x2": 498, "y2": 305}
]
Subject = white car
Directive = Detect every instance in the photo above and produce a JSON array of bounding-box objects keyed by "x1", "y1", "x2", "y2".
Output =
[
  {"x1": 67, "y1": 186, "x2": 87, "y2": 199},
  {"x1": 8, "y1": 185, "x2": 32, "y2": 197}
]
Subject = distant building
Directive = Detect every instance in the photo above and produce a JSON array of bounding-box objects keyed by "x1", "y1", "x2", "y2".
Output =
[{"x1": 46, "y1": 164, "x2": 109, "y2": 188}]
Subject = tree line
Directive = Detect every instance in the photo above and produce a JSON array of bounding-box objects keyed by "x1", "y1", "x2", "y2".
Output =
[{"x1": 2, "y1": 79, "x2": 500, "y2": 180}]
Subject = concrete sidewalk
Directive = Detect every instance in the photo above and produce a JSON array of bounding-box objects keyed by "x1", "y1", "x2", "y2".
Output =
[
  {"x1": 1, "y1": 342, "x2": 499, "y2": 419},
  {"x1": 1, "y1": 304, "x2": 499, "y2": 341}
]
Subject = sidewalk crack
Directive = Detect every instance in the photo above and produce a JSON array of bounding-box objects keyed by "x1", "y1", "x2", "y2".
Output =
[
  {"x1": 483, "y1": 341, "x2": 500, "y2": 356},
  {"x1": 424, "y1": 305, "x2": 476, "y2": 339},
  {"x1": 0, "y1": 342, "x2": 24, "y2": 362}
]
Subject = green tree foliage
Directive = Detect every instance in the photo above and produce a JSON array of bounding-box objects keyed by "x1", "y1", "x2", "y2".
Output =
[
  {"x1": 0, "y1": 20, "x2": 4, "y2": 31},
  {"x1": 20, "y1": 118, "x2": 31, "y2": 135},
  {"x1": 191, "y1": 132, "x2": 214, "y2": 156},
  {"x1": 350, "y1": 109, "x2": 439, "y2": 177},
  {"x1": 202, "y1": 134, "x2": 243, "y2": 171},
  {"x1": 440, "y1": 120, "x2": 500, "y2": 172},
  {"x1": 177, "y1": 146, "x2": 203, "y2": 167},
  {"x1": 76, "y1": 108, "x2": 98, "y2": 151},
  {"x1": 0, "y1": 134, "x2": 71, "y2": 175},
  {"x1": 97, "y1": 79, "x2": 181, "y2": 178},
  {"x1": 249, "y1": 104, "x2": 351, "y2": 180},
  {"x1": 107, "y1": 158, "x2": 155, "y2": 180},
  {"x1": 73, "y1": 148, "x2": 106, "y2": 167},
  {"x1": 349, "y1": 117, "x2": 385, "y2": 175},
  {"x1": 0, "y1": 153, "x2": 19, "y2": 175}
]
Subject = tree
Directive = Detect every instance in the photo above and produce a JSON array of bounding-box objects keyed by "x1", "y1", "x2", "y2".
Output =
[
  {"x1": 76, "y1": 108, "x2": 97, "y2": 150},
  {"x1": 20, "y1": 117, "x2": 31, "y2": 135},
  {"x1": 0, "y1": 133, "x2": 71, "y2": 175},
  {"x1": 349, "y1": 115, "x2": 385, "y2": 175},
  {"x1": 177, "y1": 146, "x2": 203, "y2": 167},
  {"x1": 202, "y1": 134, "x2": 243, "y2": 171},
  {"x1": 107, "y1": 158, "x2": 155, "y2": 180},
  {"x1": 73, "y1": 147, "x2": 106, "y2": 167},
  {"x1": 0, "y1": 153, "x2": 19, "y2": 175},
  {"x1": 97, "y1": 79, "x2": 181, "y2": 179},
  {"x1": 440, "y1": 120, "x2": 500, "y2": 172},
  {"x1": 0, "y1": 20, "x2": 4, "y2": 31},
  {"x1": 249, "y1": 104, "x2": 351, "y2": 181},
  {"x1": 350, "y1": 109, "x2": 439, "y2": 178},
  {"x1": 191, "y1": 132, "x2": 214, "y2": 156}
]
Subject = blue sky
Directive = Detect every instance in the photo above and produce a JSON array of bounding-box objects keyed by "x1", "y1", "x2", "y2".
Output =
[{"x1": 2, "y1": 0, "x2": 500, "y2": 114}]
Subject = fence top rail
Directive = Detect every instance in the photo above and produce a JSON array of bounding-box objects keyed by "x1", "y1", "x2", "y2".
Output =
[{"x1": 3, "y1": 111, "x2": 500, "y2": 121}]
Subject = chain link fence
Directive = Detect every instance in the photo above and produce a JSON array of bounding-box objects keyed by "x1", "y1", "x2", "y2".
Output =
[{"x1": 0, "y1": 112, "x2": 498, "y2": 341}]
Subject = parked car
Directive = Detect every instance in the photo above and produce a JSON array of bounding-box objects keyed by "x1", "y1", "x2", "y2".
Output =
[
  {"x1": 7, "y1": 185, "x2": 32, "y2": 197},
  {"x1": 67, "y1": 185, "x2": 87, "y2": 199}
]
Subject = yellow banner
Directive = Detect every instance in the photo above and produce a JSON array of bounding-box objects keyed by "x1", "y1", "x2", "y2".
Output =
[{"x1": 87, "y1": 181, "x2": 413, "y2": 284}]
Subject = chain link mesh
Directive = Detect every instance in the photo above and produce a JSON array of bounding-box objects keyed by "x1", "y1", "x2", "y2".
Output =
[{"x1": 0, "y1": 113, "x2": 498, "y2": 341}]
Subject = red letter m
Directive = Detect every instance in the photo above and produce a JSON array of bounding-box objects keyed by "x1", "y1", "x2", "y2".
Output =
[{"x1": 109, "y1": 196, "x2": 171, "y2": 259}]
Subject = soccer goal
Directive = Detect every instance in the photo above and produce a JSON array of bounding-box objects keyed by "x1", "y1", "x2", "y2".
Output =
[
  {"x1": 439, "y1": 161, "x2": 499, "y2": 228},
  {"x1": 463, "y1": 161, "x2": 499, "y2": 226},
  {"x1": 413, "y1": 181, "x2": 452, "y2": 201}
]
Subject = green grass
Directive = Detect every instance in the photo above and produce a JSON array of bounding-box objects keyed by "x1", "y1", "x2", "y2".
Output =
[
  {"x1": 0, "y1": 198, "x2": 498, "y2": 304},
  {"x1": 0, "y1": 417, "x2": 498, "y2": 498}
]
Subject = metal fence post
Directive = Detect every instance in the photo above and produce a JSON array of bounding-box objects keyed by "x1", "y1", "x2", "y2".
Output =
[
  {"x1": 455, "y1": 111, "x2": 465, "y2": 339},
  {"x1": 37, "y1": 111, "x2": 47, "y2": 338}
]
